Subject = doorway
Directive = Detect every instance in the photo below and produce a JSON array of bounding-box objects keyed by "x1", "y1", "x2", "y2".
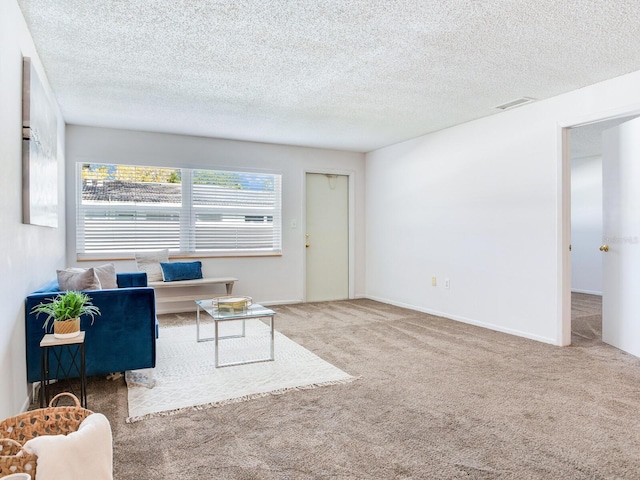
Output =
[
  {"x1": 563, "y1": 113, "x2": 640, "y2": 350},
  {"x1": 305, "y1": 173, "x2": 349, "y2": 302},
  {"x1": 569, "y1": 125, "x2": 604, "y2": 346}
]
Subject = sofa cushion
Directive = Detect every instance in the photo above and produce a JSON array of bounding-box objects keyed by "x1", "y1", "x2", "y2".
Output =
[
  {"x1": 94, "y1": 263, "x2": 118, "y2": 289},
  {"x1": 135, "y1": 249, "x2": 169, "y2": 282},
  {"x1": 160, "y1": 261, "x2": 203, "y2": 282},
  {"x1": 57, "y1": 267, "x2": 101, "y2": 291},
  {"x1": 116, "y1": 272, "x2": 148, "y2": 288}
]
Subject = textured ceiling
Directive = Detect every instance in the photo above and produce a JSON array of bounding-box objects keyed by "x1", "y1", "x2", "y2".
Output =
[{"x1": 17, "y1": 0, "x2": 640, "y2": 152}]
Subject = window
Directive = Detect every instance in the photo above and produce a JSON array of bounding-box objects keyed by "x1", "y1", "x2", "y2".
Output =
[{"x1": 76, "y1": 163, "x2": 282, "y2": 259}]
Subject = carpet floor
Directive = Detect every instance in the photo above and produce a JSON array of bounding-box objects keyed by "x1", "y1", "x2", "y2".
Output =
[{"x1": 79, "y1": 295, "x2": 640, "y2": 479}]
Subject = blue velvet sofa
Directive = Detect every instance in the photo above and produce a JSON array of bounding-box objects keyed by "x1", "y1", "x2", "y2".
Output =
[{"x1": 25, "y1": 272, "x2": 157, "y2": 383}]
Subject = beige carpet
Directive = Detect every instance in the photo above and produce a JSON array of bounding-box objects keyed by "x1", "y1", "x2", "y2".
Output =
[{"x1": 80, "y1": 295, "x2": 640, "y2": 479}]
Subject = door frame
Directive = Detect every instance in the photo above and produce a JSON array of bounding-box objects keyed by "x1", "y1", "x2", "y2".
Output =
[
  {"x1": 558, "y1": 104, "x2": 640, "y2": 346},
  {"x1": 302, "y1": 169, "x2": 356, "y2": 302}
]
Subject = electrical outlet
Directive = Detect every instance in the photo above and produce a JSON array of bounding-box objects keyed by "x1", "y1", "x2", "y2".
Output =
[
  {"x1": 444, "y1": 278, "x2": 450, "y2": 289},
  {"x1": 432, "y1": 277, "x2": 437, "y2": 287}
]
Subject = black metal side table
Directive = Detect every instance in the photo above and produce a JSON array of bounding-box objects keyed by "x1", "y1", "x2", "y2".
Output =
[{"x1": 40, "y1": 332, "x2": 87, "y2": 408}]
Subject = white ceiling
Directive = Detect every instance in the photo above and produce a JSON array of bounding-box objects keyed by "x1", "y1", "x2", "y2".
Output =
[{"x1": 17, "y1": 0, "x2": 640, "y2": 153}]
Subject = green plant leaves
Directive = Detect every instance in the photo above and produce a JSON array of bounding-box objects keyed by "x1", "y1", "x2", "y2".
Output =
[{"x1": 31, "y1": 291, "x2": 101, "y2": 330}]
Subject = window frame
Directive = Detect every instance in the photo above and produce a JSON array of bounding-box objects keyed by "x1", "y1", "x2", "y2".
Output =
[{"x1": 75, "y1": 162, "x2": 283, "y2": 260}]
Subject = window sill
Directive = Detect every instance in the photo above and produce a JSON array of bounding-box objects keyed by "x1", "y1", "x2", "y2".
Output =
[{"x1": 77, "y1": 252, "x2": 283, "y2": 262}]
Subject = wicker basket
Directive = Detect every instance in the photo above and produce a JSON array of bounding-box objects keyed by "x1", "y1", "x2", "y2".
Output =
[{"x1": 0, "y1": 393, "x2": 93, "y2": 478}]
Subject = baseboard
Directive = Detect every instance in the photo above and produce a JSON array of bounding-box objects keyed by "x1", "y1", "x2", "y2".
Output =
[
  {"x1": 157, "y1": 299, "x2": 303, "y2": 314},
  {"x1": 156, "y1": 304, "x2": 198, "y2": 315},
  {"x1": 21, "y1": 389, "x2": 33, "y2": 413},
  {"x1": 161, "y1": 294, "x2": 557, "y2": 345},
  {"x1": 571, "y1": 289, "x2": 602, "y2": 296},
  {"x1": 259, "y1": 299, "x2": 303, "y2": 306},
  {"x1": 365, "y1": 294, "x2": 557, "y2": 346}
]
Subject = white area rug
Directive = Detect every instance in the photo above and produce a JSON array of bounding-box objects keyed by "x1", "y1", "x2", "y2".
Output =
[{"x1": 125, "y1": 320, "x2": 356, "y2": 422}]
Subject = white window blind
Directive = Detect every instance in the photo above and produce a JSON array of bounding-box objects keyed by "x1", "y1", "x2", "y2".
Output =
[{"x1": 77, "y1": 163, "x2": 282, "y2": 258}]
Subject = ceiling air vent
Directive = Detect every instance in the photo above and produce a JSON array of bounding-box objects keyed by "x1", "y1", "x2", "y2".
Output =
[{"x1": 494, "y1": 97, "x2": 536, "y2": 110}]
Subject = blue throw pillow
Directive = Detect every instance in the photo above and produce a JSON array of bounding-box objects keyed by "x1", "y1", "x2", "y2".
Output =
[{"x1": 160, "y1": 261, "x2": 203, "y2": 282}]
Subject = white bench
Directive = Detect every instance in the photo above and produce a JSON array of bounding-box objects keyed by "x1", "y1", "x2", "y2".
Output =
[{"x1": 148, "y1": 277, "x2": 238, "y2": 309}]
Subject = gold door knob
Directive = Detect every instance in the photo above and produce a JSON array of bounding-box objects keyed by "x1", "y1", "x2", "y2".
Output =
[
  {"x1": 599, "y1": 244, "x2": 609, "y2": 252},
  {"x1": 305, "y1": 243, "x2": 310, "y2": 248}
]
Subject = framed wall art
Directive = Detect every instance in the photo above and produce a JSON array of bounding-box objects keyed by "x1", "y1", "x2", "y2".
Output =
[{"x1": 22, "y1": 56, "x2": 58, "y2": 227}]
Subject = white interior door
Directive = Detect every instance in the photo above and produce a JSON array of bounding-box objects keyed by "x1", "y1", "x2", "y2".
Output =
[
  {"x1": 601, "y1": 117, "x2": 640, "y2": 356},
  {"x1": 305, "y1": 173, "x2": 349, "y2": 302}
]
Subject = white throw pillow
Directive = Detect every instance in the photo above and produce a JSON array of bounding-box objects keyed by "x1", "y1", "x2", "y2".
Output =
[
  {"x1": 135, "y1": 249, "x2": 169, "y2": 282},
  {"x1": 22, "y1": 413, "x2": 113, "y2": 480},
  {"x1": 94, "y1": 263, "x2": 118, "y2": 289}
]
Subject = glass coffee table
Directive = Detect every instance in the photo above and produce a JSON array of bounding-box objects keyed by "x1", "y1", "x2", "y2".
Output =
[{"x1": 195, "y1": 299, "x2": 276, "y2": 368}]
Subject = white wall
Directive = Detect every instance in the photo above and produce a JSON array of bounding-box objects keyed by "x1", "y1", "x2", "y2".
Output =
[
  {"x1": 65, "y1": 126, "x2": 366, "y2": 309},
  {"x1": 0, "y1": 0, "x2": 66, "y2": 418},
  {"x1": 366, "y1": 69, "x2": 640, "y2": 345},
  {"x1": 570, "y1": 155, "x2": 602, "y2": 295}
]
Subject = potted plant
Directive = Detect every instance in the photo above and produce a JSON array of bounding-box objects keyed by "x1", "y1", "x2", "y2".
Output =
[{"x1": 30, "y1": 291, "x2": 101, "y2": 338}]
